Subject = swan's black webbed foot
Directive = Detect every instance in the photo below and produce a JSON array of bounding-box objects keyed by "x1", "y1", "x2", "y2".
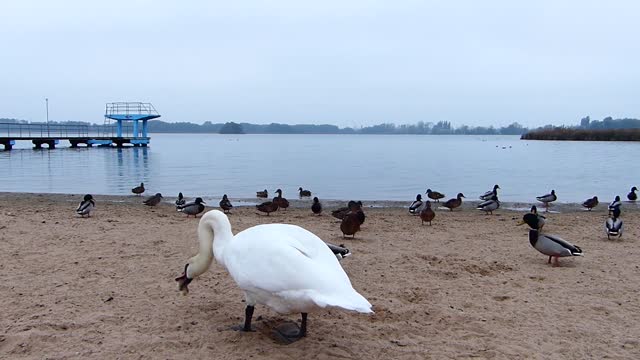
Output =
[{"x1": 273, "y1": 313, "x2": 307, "y2": 344}]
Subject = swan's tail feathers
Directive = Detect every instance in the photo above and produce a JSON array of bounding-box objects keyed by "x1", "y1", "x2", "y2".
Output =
[{"x1": 314, "y1": 291, "x2": 373, "y2": 314}]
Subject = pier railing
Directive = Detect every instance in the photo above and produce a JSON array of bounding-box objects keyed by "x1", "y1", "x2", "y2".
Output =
[{"x1": 0, "y1": 122, "x2": 89, "y2": 138}]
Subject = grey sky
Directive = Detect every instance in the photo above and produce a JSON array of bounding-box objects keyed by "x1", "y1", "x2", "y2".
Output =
[{"x1": 1, "y1": 0, "x2": 638, "y2": 128}]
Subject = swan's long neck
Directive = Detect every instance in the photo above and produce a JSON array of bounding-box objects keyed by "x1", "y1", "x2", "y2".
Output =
[{"x1": 186, "y1": 211, "x2": 234, "y2": 279}]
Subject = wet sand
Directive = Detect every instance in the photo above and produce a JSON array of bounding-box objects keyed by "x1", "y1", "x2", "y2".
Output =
[{"x1": 1, "y1": 192, "x2": 639, "y2": 359}]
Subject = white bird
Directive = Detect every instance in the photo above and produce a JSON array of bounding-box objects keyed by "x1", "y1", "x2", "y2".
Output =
[
  {"x1": 175, "y1": 210, "x2": 372, "y2": 343},
  {"x1": 76, "y1": 194, "x2": 95, "y2": 217},
  {"x1": 605, "y1": 208, "x2": 623, "y2": 240}
]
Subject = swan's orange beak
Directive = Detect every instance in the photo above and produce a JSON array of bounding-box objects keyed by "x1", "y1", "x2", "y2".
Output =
[{"x1": 175, "y1": 264, "x2": 192, "y2": 296}]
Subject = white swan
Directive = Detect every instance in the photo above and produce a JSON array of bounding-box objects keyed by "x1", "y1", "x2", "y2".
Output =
[{"x1": 175, "y1": 210, "x2": 372, "y2": 342}]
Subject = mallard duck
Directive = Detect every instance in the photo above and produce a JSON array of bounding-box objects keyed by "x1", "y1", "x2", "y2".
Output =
[
  {"x1": 419, "y1": 201, "x2": 435, "y2": 225},
  {"x1": 256, "y1": 201, "x2": 278, "y2": 215},
  {"x1": 256, "y1": 189, "x2": 268, "y2": 198},
  {"x1": 477, "y1": 195, "x2": 499, "y2": 214},
  {"x1": 76, "y1": 194, "x2": 95, "y2": 217},
  {"x1": 175, "y1": 192, "x2": 186, "y2": 208},
  {"x1": 480, "y1": 184, "x2": 500, "y2": 201},
  {"x1": 605, "y1": 208, "x2": 623, "y2": 240},
  {"x1": 131, "y1": 182, "x2": 145, "y2": 196},
  {"x1": 355, "y1": 201, "x2": 365, "y2": 225},
  {"x1": 519, "y1": 212, "x2": 583, "y2": 266},
  {"x1": 326, "y1": 242, "x2": 351, "y2": 260},
  {"x1": 143, "y1": 193, "x2": 163, "y2": 206},
  {"x1": 311, "y1": 197, "x2": 322, "y2": 215},
  {"x1": 273, "y1": 189, "x2": 289, "y2": 210},
  {"x1": 219, "y1": 194, "x2": 233, "y2": 214},
  {"x1": 536, "y1": 190, "x2": 557, "y2": 210},
  {"x1": 426, "y1": 189, "x2": 445, "y2": 202},
  {"x1": 530, "y1": 205, "x2": 546, "y2": 230},
  {"x1": 175, "y1": 210, "x2": 371, "y2": 343},
  {"x1": 582, "y1": 196, "x2": 599, "y2": 211},
  {"x1": 298, "y1": 187, "x2": 312, "y2": 197},
  {"x1": 443, "y1": 193, "x2": 465, "y2": 211},
  {"x1": 178, "y1": 197, "x2": 206, "y2": 217},
  {"x1": 627, "y1": 187, "x2": 638, "y2": 201},
  {"x1": 409, "y1": 194, "x2": 423, "y2": 215},
  {"x1": 340, "y1": 212, "x2": 361, "y2": 239},
  {"x1": 608, "y1": 196, "x2": 622, "y2": 213},
  {"x1": 331, "y1": 201, "x2": 359, "y2": 220}
]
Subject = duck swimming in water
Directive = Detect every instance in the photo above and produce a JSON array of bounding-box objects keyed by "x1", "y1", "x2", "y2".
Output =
[
  {"x1": 298, "y1": 187, "x2": 312, "y2": 197},
  {"x1": 175, "y1": 210, "x2": 372, "y2": 343},
  {"x1": 76, "y1": 194, "x2": 95, "y2": 217},
  {"x1": 519, "y1": 212, "x2": 583, "y2": 266},
  {"x1": 256, "y1": 189, "x2": 268, "y2": 198},
  {"x1": 627, "y1": 187, "x2": 637, "y2": 201}
]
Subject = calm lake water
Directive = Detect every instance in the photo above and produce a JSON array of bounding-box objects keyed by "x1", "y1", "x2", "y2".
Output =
[{"x1": 0, "y1": 134, "x2": 637, "y2": 204}]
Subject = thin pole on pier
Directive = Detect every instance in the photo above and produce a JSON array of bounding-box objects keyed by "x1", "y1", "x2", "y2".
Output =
[{"x1": 46, "y1": 98, "x2": 50, "y2": 137}]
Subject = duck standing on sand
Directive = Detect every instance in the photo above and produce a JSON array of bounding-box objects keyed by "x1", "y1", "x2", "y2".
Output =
[
  {"x1": 131, "y1": 182, "x2": 145, "y2": 196},
  {"x1": 256, "y1": 201, "x2": 278, "y2": 215},
  {"x1": 608, "y1": 196, "x2": 622, "y2": 213},
  {"x1": 426, "y1": 189, "x2": 445, "y2": 202},
  {"x1": 355, "y1": 201, "x2": 365, "y2": 225},
  {"x1": 298, "y1": 187, "x2": 312, "y2": 197},
  {"x1": 311, "y1": 197, "x2": 322, "y2": 215},
  {"x1": 477, "y1": 195, "x2": 499, "y2": 215},
  {"x1": 419, "y1": 201, "x2": 435, "y2": 225},
  {"x1": 76, "y1": 194, "x2": 95, "y2": 217},
  {"x1": 582, "y1": 196, "x2": 599, "y2": 211},
  {"x1": 443, "y1": 193, "x2": 465, "y2": 211},
  {"x1": 340, "y1": 211, "x2": 361, "y2": 239},
  {"x1": 605, "y1": 207, "x2": 623, "y2": 240},
  {"x1": 175, "y1": 192, "x2": 186, "y2": 209},
  {"x1": 178, "y1": 197, "x2": 206, "y2": 217},
  {"x1": 536, "y1": 190, "x2": 557, "y2": 210},
  {"x1": 256, "y1": 189, "x2": 268, "y2": 198},
  {"x1": 519, "y1": 212, "x2": 583, "y2": 266},
  {"x1": 219, "y1": 194, "x2": 233, "y2": 214},
  {"x1": 409, "y1": 194, "x2": 423, "y2": 215},
  {"x1": 480, "y1": 184, "x2": 500, "y2": 201},
  {"x1": 175, "y1": 210, "x2": 372, "y2": 343},
  {"x1": 144, "y1": 193, "x2": 163, "y2": 206},
  {"x1": 627, "y1": 187, "x2": 637, "y2": 201},
  {"x1": 273, "y1": 189, "x2": 290, "y2": 210},
  {"x1": 332, "y1": 201, "x2": 359, "y2": 220}
]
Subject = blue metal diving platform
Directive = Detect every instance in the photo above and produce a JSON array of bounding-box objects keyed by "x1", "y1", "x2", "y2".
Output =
[{"x1": 105, "y1": 102, "x2": 161, "y2": 143}]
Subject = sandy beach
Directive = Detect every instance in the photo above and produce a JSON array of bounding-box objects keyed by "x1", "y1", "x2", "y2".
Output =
[{"x1": 1, "y1": 192, "x2": 639, "y2": 359}]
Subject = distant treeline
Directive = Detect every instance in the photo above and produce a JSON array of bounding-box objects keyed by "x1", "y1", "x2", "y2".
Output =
[
  {"x1": 2, "y1": 115, "x2": 639, "y2": 137},
  {"x1": 521, "y1": 116, "x2": 640, "y2": 141}
]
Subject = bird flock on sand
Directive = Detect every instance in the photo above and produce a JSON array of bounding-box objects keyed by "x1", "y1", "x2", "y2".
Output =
[{"x1": 73, "y1": 182, "x2": 636, "y2": 343}]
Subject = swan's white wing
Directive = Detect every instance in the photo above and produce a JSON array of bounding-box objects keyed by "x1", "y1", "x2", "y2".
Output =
[{"x1": 225, "y1": 224, "x2": 371, "y2": 313}]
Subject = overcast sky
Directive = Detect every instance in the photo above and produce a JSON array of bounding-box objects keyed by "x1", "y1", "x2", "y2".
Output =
[{"x1": 1, "y1": 0, "x2": 638, "y2": 128}]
